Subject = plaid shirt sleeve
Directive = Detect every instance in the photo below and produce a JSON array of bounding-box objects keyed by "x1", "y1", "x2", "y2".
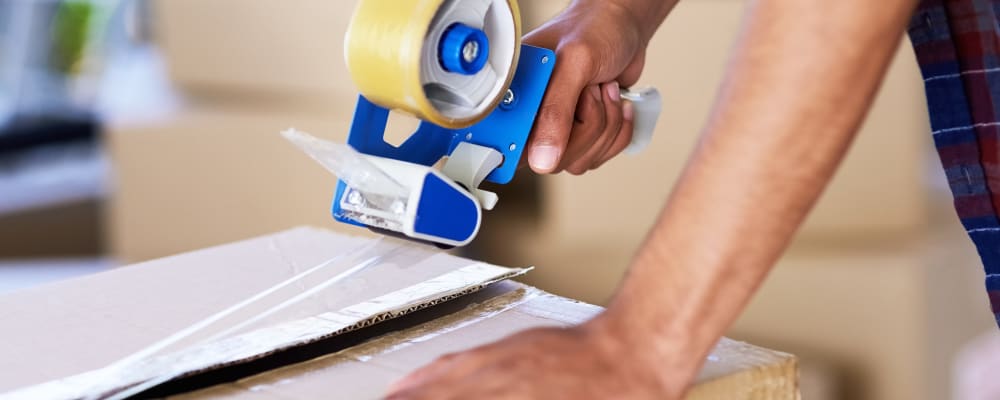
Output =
[{"x1": 909, "y1": 0, "x2": 1000, "y2": 325}]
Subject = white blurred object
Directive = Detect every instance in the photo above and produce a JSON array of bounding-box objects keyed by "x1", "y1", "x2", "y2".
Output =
[
  {"x1": 95, "y1": 45, "x2": 184, "y2": 124},
  {"x1": 954, "y1": 330, "x2": 1000, "y2": 400},
  {"x1": 96, "y1": 1, "x2": 184, "y2": 123}
]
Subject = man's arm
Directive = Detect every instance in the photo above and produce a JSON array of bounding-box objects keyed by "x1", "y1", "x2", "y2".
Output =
[
  {"x1": 388, "y1": 1, "x2": 919, "y2": 398},
  {"x1": 597, "y1": 0, "x2": 919, "y2": 386}
]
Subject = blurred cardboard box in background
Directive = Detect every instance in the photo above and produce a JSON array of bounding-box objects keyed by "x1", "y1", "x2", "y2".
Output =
[
  {"x1": 152, "y1": 0, "x2": 355, "y2": 112},
  {"x1": 732, "y1": 227, "x2": 994, "y2": 400},
  {"x1": 150, "y1": 0, "x2": 571, "y2": 112},
  {"x1": 0, "y1": 200, "x2": 102, "y2": 258},
  {"x1": 106, "y1": 107, "x2": 374, "y2": 263}
]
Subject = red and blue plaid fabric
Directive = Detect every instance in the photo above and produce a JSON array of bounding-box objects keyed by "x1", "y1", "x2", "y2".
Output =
[{"x1": 909, "y1": 0, "x2": 1000, "y2": 324}]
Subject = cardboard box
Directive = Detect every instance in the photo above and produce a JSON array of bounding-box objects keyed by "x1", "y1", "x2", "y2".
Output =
[
  {"x1": 0, "y1": 228, "x2": 798, "y2": 399},
  {"x1": 729, "y1": 221, "x2": 996, "y2": 400},
  {"x1": 0, "y1": 199, "x2": 102, "y2": 257},
  {"x1": 152, "y1": 0, "x2": 355, "y2": 110},
  {"x1": 105, "y1": 107, "x2": 376, "y2": 263},
  {"x1": 169, "y1": 287, "x2": 796, "y2": 400}
]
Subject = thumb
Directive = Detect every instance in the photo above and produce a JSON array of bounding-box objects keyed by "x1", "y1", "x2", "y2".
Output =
[{"x1": 526, "y1": 45, "x2": 591, "y2": 173}]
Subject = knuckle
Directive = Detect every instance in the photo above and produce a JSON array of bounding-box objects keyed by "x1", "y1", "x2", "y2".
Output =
[
  {"x1": 557, "y1": 41, "x2": 594, "y2": 63},
  {"x1": 557, "y1": 42, "x2": 598, "y2": 78}
]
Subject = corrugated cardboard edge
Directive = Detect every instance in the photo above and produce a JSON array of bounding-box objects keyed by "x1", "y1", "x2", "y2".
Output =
[
  {"x1": 194, "y1": 287, "x2": 799, "y2": 400},
  {"x1": 4, "y1": 263, "x2": 530, "y2": 400},
  {"x1": 331, "y1": 286, "x2": 571, "y2": 362},
  {"x1": 687, "y1": 339, "x2": 800, "y2": 400}
]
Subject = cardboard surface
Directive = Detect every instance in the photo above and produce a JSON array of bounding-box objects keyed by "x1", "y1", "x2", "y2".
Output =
[
  {"x1": 173, "y1": 285, "x2": 796, "y2": 400},
  {"x1": 1, "y1": 228, "x2": 797, "y2": 399},
  {"x1": 0, "y1": 227, "x2": 527, "y2": 397}
]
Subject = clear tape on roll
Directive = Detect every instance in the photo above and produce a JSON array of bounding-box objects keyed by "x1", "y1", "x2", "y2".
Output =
[{"x1": 345, "y1": 0, "x2": 522, "y2": 128}]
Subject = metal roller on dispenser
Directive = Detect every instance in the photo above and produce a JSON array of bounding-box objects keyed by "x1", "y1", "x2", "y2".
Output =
[{"x1": 285, "y1": 0, "x2": 664, "y2": 248}]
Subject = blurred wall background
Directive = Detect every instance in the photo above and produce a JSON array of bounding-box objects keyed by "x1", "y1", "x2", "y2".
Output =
[{"x1": 1, "y1": 1, "x2": 995, "y2": 399}]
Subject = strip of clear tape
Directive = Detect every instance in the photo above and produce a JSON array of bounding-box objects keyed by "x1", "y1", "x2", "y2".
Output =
[
  {"x1": 282, "y1": 129, "x2": 413, "y2": 232},
  {"x1": 281, "y1": 129, "x2": 409, "y2": 209},
  {"x1": 87, "y1": 237, "x2": 439, "y2": 400}
]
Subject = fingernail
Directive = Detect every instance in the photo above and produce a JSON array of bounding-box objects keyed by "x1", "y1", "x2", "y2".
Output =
[
  {"x1": 529, "y1": 145, "x2": 561, "y2": 172},
  {"x1": 607, "y1": 82, "x2": 620, "y2": 102},
  {"x1": 623, "y1": 100, "x2": 634, "y2": 121}
]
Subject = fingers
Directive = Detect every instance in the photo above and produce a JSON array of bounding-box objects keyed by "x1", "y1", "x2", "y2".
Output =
[
  {"x1": 519, "y1": 37, "x2": 641, "y2": 174},
  {"x1": 386, "y1": 360, "x2": 446, "y2": 395},
  {"x1": 560, "y1": 85, "x2": 607, "y2": 175},
  {"x1": 565, "y1": 81, "x2": 625, "y2": 174},
  {"x1": 385, "y1": 328, "x2": 586, "y2": 400},
  {"x1": 594, "y1": 100, "x2": 635, "y2": 168},
  {"x1": 387, "y1": 349, "x2": 493, "y2": 398}
]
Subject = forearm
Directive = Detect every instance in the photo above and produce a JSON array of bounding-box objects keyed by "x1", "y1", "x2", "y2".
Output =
[{"x1": 598, "y1": 0, "x2": 917, "y2": 380}]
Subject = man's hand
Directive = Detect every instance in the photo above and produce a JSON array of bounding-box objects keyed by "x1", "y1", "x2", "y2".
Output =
[
  {"x1": 523, "y1": 1, "x2": 664, "y2": 175},
  {"x1": 384, "y1": 323, "x2": 683, "y2": 400}
]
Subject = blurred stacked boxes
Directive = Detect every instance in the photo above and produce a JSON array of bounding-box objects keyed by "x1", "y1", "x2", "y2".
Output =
[
  {"x1": 107, "y1": 0, "x2": 365, "y2": 262},
  {"x1": 107, "y1": 1, "x2": 996, "y2": 399}
]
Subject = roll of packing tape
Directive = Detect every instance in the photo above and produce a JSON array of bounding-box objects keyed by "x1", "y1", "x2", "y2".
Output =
[{"x1": 346, "y1": 0, "x2": 522, "y2": 129}]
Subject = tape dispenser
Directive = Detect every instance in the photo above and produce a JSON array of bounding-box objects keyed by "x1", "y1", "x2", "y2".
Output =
[{"x1": 284, "y1": 0, "x2": 662, "y2": 248}]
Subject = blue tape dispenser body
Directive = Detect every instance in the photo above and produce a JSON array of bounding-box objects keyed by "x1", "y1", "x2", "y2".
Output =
[{"x1": 332, "y1": 45, "x2": 556, "y2": 248}]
